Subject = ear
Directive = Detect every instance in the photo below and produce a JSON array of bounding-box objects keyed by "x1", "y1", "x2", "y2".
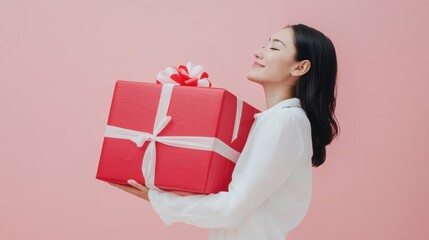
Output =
[{"x1": 291, "y1": 60, "x2": 311, "y2": 77}]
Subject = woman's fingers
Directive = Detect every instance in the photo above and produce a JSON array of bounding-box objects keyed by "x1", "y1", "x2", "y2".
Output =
[
  {"x1": 108, "y1": 181, "x2": 150, "y2": 201},
  {"x1": 127, "y1": 179, "x2": 148, "y2": 192},
  {"x1": 109, "y1": 183, "x2": 144, "y2": 197}
]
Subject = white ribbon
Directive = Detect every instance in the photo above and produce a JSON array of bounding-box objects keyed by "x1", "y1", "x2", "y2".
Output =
[
  {"x1": 104, "y1": 84, "x2": 241, "y2": 190},
  {"x1": 232, "y1": 98, "x2": 243, "y2": 142}
]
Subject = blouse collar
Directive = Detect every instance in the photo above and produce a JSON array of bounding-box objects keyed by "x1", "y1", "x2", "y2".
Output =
[{"x1": 254, "y1": 98, "x2": 301, "y2": 119}]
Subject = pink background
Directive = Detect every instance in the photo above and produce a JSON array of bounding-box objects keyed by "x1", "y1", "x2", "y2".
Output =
[{"x1": 1, "y1": 0, "x2": 428, "y2": 239}]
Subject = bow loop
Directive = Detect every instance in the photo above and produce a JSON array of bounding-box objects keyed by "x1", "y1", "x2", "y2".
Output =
[
  {"x1": 154, "y1": 116, "x2": 172, "y2": 136},
  {"x1": 156, "y1": 61, "x2": 211, "y2": 87}
]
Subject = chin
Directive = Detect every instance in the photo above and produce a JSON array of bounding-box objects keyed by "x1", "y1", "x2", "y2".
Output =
[
  {"x1": 247, "y1": 67, "x2": 268, "y2": 82},
  {"x1": 246, "y1": 72, "x2": 264, "y2": 84}
]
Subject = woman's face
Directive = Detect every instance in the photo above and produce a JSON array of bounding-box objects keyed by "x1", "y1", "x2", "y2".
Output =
[{"x1": 246, "y1": 27, "x2": 298, "y2": 85}]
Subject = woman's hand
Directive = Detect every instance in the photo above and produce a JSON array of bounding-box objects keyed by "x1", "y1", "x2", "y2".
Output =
[{"x1": 109, "y1": 179, "x2": 150, "y2": 202}]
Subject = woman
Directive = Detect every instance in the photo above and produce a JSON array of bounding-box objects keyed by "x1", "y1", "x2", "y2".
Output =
[{"x1": 110, "y1": 23, "x2": 339, "y2": 240}]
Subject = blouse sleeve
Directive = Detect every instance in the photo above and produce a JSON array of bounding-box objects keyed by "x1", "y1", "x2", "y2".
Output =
[{"x1": 148, "y1": 109, "x2": 307, "y2": 229}]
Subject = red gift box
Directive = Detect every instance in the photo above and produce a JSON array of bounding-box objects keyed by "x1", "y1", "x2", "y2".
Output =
[{"x1": 96, "y1": 80, "x2": 260, "y2": 194}]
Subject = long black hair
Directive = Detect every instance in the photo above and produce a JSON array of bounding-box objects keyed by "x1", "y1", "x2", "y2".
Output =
[{"x1": 286, "y1": 24, "x2": 340, "y2": 167}]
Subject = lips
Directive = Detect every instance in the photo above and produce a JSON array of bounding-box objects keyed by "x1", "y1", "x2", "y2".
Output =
[{"x1": 252, "y1": 61, "x2": 265, "y2": 67}]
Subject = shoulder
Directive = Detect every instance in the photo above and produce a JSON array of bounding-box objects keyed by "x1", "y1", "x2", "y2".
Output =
[
  {"x1": 254, "y1": 107, "x2": 311, "y2": 142},
  {"x1": 257, "y1": 107, "x2": 309, "y2": 129}
]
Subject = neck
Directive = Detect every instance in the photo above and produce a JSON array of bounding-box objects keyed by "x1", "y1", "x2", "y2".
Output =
[{"x1": 262, "y1": 83, "x2": 296, "y2": 109}]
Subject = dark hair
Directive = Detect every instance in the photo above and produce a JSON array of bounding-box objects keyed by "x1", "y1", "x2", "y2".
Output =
[{"x1": 285, "y1": 24, "x2": 340, "y2": 167}]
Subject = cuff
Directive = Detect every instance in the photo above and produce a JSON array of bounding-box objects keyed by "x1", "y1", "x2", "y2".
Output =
[{"x1": 148, "y1": 189, "x2": 176, "y2": 226}]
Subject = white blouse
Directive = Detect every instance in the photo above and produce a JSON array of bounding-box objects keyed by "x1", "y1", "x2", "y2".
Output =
[{"x1": 148, "y1": 97, "x2": 313, "y2": 240}]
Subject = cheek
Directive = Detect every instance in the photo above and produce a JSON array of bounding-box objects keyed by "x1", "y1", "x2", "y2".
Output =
[
  {"x1": 247, "y1": 54, "x2": 293, "y2": 82},
  {"x1": 268, "y1": 57, "x2": 292, "y2": 79}
]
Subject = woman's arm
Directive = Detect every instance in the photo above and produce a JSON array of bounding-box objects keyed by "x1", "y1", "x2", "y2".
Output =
[{"x1": 145, "y1": 109, "x2": 308, "y2": 229}]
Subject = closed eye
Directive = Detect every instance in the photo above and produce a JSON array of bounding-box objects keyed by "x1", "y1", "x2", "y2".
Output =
[{"x1": 270, "y1": 48, "x2": 279, "y2": 51}]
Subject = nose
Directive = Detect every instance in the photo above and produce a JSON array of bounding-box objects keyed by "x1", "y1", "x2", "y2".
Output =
[{"x1": 254, "y1": 47, "x2": 263, "y2": 59}]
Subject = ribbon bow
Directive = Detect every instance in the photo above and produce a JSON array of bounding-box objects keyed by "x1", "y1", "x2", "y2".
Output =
[{"x1": 156, "y1": 61, "x2": 211, "y2": 87}]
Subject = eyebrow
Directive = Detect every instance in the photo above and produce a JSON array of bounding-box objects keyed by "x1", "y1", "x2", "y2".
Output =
[{"x1": 268, "y1": 37, "x2": 286, "y2": 47}]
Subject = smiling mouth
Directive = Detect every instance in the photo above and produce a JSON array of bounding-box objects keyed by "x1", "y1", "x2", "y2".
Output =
[{"x1": 252, "y1": 62, "x2": 265, "y2": 67}]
